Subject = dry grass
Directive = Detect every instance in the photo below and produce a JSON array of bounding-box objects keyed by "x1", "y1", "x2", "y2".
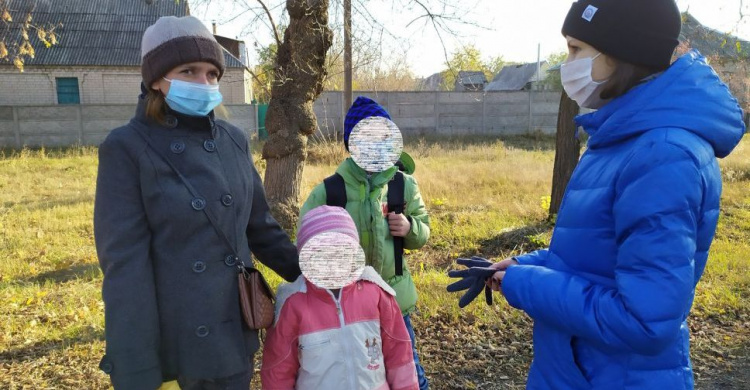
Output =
[{"x1": 1, "y1": 135, "x2": 748, "y2": 389}]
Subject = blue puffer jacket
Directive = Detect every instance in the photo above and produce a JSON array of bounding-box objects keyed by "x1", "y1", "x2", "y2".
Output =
[{"x1": 502, "y1": 51, "x2": 745, "y2": 390}]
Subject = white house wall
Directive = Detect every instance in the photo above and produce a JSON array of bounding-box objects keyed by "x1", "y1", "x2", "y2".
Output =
[
  {"x1": 0, "y1": 72, "x2": 56, "y2": 105},
  {"x1": 220, "y1": 68, "x2": 254, "y2": 104},
  {"x1": 0, "y1": 66, "x2": 252, "y2": 105}
]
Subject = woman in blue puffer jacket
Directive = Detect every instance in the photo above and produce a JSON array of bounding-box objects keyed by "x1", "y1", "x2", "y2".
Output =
[{"x1": 483, "y1": 0, "x2": 746, "y2": 389}]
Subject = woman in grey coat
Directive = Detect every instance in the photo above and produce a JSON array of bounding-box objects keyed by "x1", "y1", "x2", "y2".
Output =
[{"x1": 94, "y1": 16, "x2": 300, "y2": 390}]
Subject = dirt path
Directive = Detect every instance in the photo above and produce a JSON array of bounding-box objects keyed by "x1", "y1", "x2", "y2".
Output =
[
  {"x1": 410, "y1": 313, "x2": 750, "y2": 390},
  {"x1": 696, "y1": 344, "x2": 750, "y2": 390}
]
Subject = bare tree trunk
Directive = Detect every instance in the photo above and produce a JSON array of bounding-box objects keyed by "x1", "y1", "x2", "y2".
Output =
[
  {"x1": 549, "y1": 90, "x2": 581, "y2": 218},
  {"x1": 262, "y1": 0, "x2": 333, "y2": 231}
]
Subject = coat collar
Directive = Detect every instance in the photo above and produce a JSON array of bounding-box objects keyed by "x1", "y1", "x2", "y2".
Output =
[
  {"x1": 336, "y1": 158, "x2": 399, "y2": 188},
  {"x1": 274, "y1": 266, "x2": 395, "y2": 322}
]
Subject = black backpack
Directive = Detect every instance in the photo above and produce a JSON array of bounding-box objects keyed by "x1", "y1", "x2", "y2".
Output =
[{"x1": 323, "y1": 168, "x2": 406, "y2": 276}]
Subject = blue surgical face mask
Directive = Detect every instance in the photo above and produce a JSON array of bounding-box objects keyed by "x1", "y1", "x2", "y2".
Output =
[{"x1": 163, "y1": 78, "x2": 223, "y2": 117}]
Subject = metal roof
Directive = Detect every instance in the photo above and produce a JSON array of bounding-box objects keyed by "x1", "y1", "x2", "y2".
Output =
[
  {"x1": 680, "y1": 13, "x2": 749, "y2": 60},
  {"x1": 486, "y1": 62, "x2": 547, "y2": 91},
  {"x1": 2, "y1": 0, "x2": 244, "y2": 68},
  {"x1": 456, "y1": 71, "x2": 487, "y2": 86},
  {"x1": 418, "y1": 72, "x2": 444, "y2": 91},
  {"x1": 453, "y1": 71, "x2": 486, "y2": 91}
]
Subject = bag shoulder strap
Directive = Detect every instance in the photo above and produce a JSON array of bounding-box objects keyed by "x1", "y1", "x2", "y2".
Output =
[
  {"x1": 129, "y1": 123, "x2": 240, "y2": 264},
  {"x1": 322, "y1": 170, "x2": 407, "y2": 276}
]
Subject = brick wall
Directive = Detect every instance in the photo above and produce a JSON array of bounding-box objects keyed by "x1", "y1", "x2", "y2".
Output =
[
  {"x1": 221, "y1": 68, "x2": 254, "y2": 104},
  {"x1": 0, "y1": 71, "x2": 56, "y2": 105}
]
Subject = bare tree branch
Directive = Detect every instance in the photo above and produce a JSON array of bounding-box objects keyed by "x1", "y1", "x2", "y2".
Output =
[
  {"x1": 255, "y1": 0, "x2": 282, "y2": 47},
  {"x1": 214, "y1": 7, "x2": 252, "y2": 25},
  {"x1": 248, "y1": 67, "x2": 271, "y2": 98},
  {"x1": 194, "y1": 0, "x2": 490, "y2": 94},
  {"x1": 404, "y1": 0, "x2": 455, "y2": 83}
]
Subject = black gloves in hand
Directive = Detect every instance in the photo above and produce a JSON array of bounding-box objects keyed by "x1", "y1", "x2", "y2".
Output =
[{"x1": 447, "y1": 256, "x2": 498, "y2": 308}]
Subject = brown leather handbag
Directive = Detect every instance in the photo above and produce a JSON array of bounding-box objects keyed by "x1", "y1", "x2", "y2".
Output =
[{"x1": 238, "y1": 266, "x2": 275, "y2": 330}]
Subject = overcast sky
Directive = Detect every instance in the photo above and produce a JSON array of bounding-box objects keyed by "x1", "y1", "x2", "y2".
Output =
[{"x1": 193, "y1": 0, "x2": 750, "y2": 77}]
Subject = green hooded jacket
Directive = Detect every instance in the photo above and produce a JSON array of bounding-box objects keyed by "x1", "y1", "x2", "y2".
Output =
[{"x1": 299, "y1": 157, "x2": 430, "y2": 315}]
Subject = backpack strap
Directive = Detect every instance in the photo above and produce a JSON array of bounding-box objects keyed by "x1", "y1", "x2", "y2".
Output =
[
  {"x1": 323, "y1": 173, "x2": 347, "y2": 208},
  {"x1": 388, "y1": 171, "x2": 405, "y2": 276},
  {"x1": 324, "y1": 171, "x2": 407, "y2": 277}
]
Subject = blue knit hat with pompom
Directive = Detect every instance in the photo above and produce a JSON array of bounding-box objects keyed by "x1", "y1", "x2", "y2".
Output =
[{"x1": 343, "y1": 96, "x2": 391, "y2": 151}]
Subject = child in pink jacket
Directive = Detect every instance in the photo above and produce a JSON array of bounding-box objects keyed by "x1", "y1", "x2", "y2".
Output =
[{"x1": 261, "y1": 206, "x2": 418, "y2": 390}]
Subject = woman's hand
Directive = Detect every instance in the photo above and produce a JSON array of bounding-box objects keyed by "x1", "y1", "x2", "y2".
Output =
[{"x1": 486, "y1": 258, "x2": 519, "y2": 292}]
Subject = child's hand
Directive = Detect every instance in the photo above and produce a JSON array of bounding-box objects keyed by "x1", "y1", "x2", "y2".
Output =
[{"x1": 387, "y1": 212, "x2": 411, "y2": 237}]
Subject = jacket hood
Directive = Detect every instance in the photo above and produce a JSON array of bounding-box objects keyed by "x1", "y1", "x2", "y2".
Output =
[
  {"x1": 576, "y1": 50, "x2": 746, "y2": 158},
  {"x1": 397, "y1": 151, "x2": 416, "y2": 174}
]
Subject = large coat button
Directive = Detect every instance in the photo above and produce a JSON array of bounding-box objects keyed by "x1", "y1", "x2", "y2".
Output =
[
  {"x1": 165, "y1": 115, "x2": 178, "y2": 128},
  {"x1": 203, "y1": 139, "x2": 217, "y2": 152},
  {"x1": 192, "y1": 261, "x2": 206, "y2": 273},
  {"x1": 170, "y1": 141, "x2": 185, "y2": 154},
  {"x1": 224, "y1": 255, "x2": 239, "y2": 267},
  {"x1": 191, "y1": 198, "x2": 206, "y2": 211},
  {"x1": 195, "y1": 325, "x2": 209, "y2": 338},
  {"x1": 221, "y1": 194, "x2": 233, "y2": 206},
  {"x1": 99, "y1": 356, "x2": 113, "y2": 374}
]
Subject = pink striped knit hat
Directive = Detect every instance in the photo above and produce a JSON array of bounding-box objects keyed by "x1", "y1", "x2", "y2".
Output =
[{"x1": 296, "y1": 206, "x2": 360, "y2": 253}]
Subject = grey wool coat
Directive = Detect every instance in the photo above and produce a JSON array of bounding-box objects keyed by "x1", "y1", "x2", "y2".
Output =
[{"x1": 94, "y1": 95, "x2": 300, "y2": 390}]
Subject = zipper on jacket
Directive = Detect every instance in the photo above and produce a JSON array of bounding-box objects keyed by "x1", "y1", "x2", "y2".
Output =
[
  {"x1": 366, "y1": 177, "x2": 386, "y2": 276},
  {"x1": 363, "y1": 178, "x2": 378, "y2": 272},
  {"x1": 328, "y1": 289, "x2": 357, "y2": 389}
]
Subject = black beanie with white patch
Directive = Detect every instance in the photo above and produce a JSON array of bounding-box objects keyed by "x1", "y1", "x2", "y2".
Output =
[{"x1": 562, "y1": 0, "x2": 682, "y2": 70}]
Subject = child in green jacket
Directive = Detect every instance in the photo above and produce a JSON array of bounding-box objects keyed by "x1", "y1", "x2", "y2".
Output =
[{"x1": 300, "y1": 96, "x2": 430, "y2": 389}]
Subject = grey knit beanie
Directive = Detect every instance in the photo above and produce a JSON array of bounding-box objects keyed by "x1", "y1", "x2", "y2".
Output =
[{"x1": 140, "y1": 16, "x2": 226, "y2": 87}]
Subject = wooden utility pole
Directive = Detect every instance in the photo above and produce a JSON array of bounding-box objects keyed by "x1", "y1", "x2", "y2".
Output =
[{"x1": 344, "y1": 0, "x2": 353, "y2": 114}]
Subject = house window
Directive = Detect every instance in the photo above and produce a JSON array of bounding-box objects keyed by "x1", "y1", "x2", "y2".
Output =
[{"x1": 56, "y1": 77, "x2": 80, "y2": 104}]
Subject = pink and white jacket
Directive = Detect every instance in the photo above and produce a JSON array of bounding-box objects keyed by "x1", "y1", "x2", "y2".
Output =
[{"x1": 261, "y1": 266, "x2": 418, "y2": 390}]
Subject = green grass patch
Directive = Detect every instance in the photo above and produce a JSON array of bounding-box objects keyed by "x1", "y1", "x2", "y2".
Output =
[{"x1": 1, "y1": 135, "x2": 748, "y2": 389}]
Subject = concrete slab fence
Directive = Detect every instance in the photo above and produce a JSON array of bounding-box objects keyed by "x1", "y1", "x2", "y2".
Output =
[
  {"x1": 0, "y1": 91, "x2": 562, "y2": 148},
  {"x1": 313, "y1": 91, "x2": 563, "y2": 138},
  {"x1": 0, "y1": 104, "x2": 258, "y2": 148}
]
